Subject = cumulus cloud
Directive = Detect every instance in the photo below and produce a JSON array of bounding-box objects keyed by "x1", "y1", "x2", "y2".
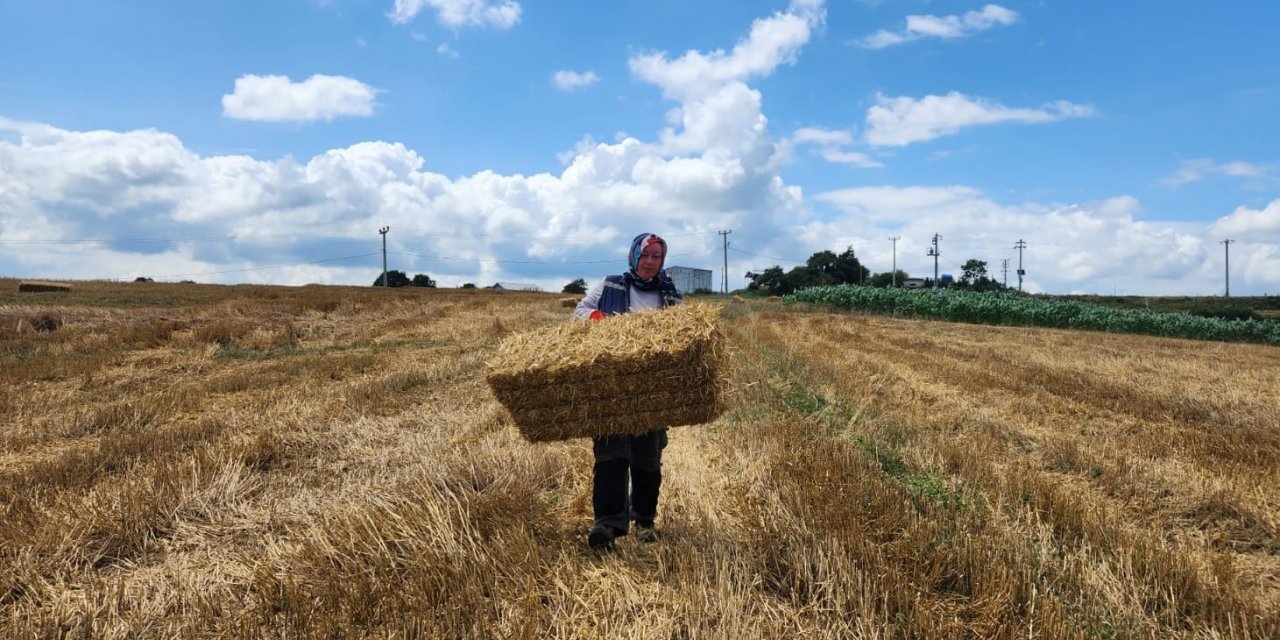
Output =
[
  {"x1": 1159, "y1": 158, "x2": 1269, "y2": 187},
  {"x1": 437, "y1": 43, "x2": 460, "y2": 58},
  {"x1": 1211, "y1": 199, "x2": 1280, "y2": 240},
  {"x1": 807, "y1": 186, "x2": 1254, "y2": 295},
  {"x1": 221, "y1": 74, "x2": 378, "y2": 122},
  {"x1": 5, "y1": 0, "x2": 1276, "y2": 296},
  {"x1": 865, "y1": 92, "x2": 1095, "y2": 146},
  {"x1": 629, "y1": 0, "x2": 824, "y2": 101},
  {"x1": 860, "y1": 4, "x2": 1018, "y2": 49},
  {"x1": 389, "y1": 0, "x2": 521, "y2": 29},
  {"x1": 552, "y1": 70, "x2": 600, "y2": 91},
  {"x1": 791, "y1": 126, "x2": 882, "y2": 168},
  {"x1": 1, "y1": 3, "x2": 832, "y2": 289},
  {"x1": 793, "y1": 127, "x2": 853, "y2": 146}
]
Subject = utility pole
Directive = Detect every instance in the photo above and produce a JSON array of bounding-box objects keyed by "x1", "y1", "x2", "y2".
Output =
[
  {"x1": 1001, "y1": 258, "x2": 1010, "y2": 288},
  {"x1": 379, "y1": 226, "x2": 390, "y2": 287},
  {"x1": 1014, "y1": 239, "x2": 1027, "y2": 292},
  {"x1": 719, "y1": 229, "x2": 732, "y2": 294},
  {"x1": 1222, "y1": 239, "x2": 1235, "y2": 297},
  {"x1": 927, "y1": 234, "x2": 941, "y2": 288},
  {"x1": 889, "y1": 236, "x2": 900, "y2": 287}
]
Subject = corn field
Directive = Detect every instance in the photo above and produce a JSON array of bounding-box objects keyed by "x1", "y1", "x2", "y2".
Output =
[{"x1": 1, "y1": 279, "x2": 1277, "y2": 638}]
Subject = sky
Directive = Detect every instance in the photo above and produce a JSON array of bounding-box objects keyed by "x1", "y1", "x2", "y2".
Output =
[{"x1": 1, "y1": 0, "x2": 1278, "y2": 296}]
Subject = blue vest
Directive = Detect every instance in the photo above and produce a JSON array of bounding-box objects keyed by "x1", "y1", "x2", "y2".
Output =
[
  {"x1": 597, "y1": 274, "x2": 682, "y2": 315},
  {"x1": 597, "y1": 275, "x2": 632, "y2": 316}
]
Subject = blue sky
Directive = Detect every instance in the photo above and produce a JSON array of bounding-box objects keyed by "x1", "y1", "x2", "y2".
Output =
[{"x1": 2, "y1": 0, "x2": 1278, "y2": 295}]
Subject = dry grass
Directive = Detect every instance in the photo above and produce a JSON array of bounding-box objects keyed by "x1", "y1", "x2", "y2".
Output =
[{"x1": 0, "y1": 279, "x2": 1276, "y2": 638}]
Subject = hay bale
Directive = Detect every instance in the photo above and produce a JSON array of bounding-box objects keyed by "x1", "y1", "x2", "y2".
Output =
[
  {"x1": 18, "y1": 280, "x2": 72, "y2": 293},
  {"x1": 559, "y1": 297, "x2": 580, "y2": 308},
  {"x1": 486, "y1": 303, "x2": 725, "y2": 442}
]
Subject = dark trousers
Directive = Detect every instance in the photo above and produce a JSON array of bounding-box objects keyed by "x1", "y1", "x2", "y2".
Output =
[{"x1": 591, "y1": 429, "x2": 668, "y2": 534}]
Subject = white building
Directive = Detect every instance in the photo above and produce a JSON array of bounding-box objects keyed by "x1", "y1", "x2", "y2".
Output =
[
  {"x1": 492, "y1": 282, "x2": 542, "y2": 292},
  {"x1": 666, "y1": 266, "x2": 713, "y2": 294}
]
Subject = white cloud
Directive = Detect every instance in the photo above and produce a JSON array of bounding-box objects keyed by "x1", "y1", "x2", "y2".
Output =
[
  {"x1": 4, "y1": 112, "x2": 1278, "y2": 295},
  {"x1": 806, "y1": 186, "x2": 1267, "y2": 295},
  {"x1": 860, "y1": 4, "x2": 1018, "y2": 49},
  {"x1": 817, "y1": 149, "x2": 884, "y2": 169},
  {"x1": 865, "y1": 92, "x2": 1095, "y2": 146},
  {"x1": 221, "y1": 74, "x2": 378, "y2": 123},
  {"x1": 628, "y1": 0, "x2": 824, "y2": 101},
  {"x1": 552, "y1": 70, "x2": 600, "y2": 91},
  {"x1": 389, "y1": 0, "x2": 520, "y2": 29},
  {"x1": 790, "y1": 127, "x2": 882, "y2": 168},
  {"x1": 1159, "y1": 158, "x2": 1269, "y2": 187},
  {"x1": 1211, "y1": 199, "x2": 1280, "y2": 240},
  {"x1": 7, "y1": 1, "x2": 1276, "y2": 296},
  {"x1": 437, "y1": 42, "x2": 460, "y2": 58},
  {"x1": 792, "y1": 127, "x2": 853, "y2": 146}
]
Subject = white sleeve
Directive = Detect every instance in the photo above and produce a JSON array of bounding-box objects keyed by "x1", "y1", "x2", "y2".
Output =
[{"x1": 572, "y1": 279, "x2": 606, "y2": 320}]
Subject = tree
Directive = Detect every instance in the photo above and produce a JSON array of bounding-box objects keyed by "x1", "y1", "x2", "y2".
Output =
[
  {"x1": 460, "y1": 283, "x2": 476, "y2": 289},
  {"x1": 959, "y1": 259, "x2": 988, "y2": 286},
  {"x1": 806, "y1": 250, "x2": 841, "y2": 286},
  {"x1": 747, "y1": 247, "x2": 872, "y2": 295},
  {"x1": 748, "y1": 266, "x2": 792, "y2": 295},
  {"x1": 957, "y1": 259, "x2": 1004, "y2": 291},
  {"x1": 867, "y1": 270, "x2": 909, "y2": 288},
  {"x1": 411, "y1": 273, "x2": 436, "y2": 288},
  {"x1": 832, "y1": 246, "x2": 870, "y2": 285},
  {"x1": 373, "y1": 270, "x2": 411, "y2": 287},
  {"x1": 563, "y1": 278, "x2": 587, "y2": 294}
]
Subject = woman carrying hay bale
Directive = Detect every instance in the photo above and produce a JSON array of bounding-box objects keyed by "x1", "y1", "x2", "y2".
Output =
[{"x1": 572, "y1": 232, "x2": 681, "y2": 550}]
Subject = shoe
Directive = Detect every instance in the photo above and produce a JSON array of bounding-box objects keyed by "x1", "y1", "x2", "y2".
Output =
[
  {"x1": 588, "y1": 524, "x2": 616, "y2": 550},
  {"x1": 635, "y1": 522, "x2": 659, "y2": 543}
]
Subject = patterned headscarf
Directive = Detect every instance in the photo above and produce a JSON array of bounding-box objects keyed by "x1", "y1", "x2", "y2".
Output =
[
  {"x1": 625, "y1": 233, "x2": 681, "y2": 303},
  {"x1": 628, "y1": 233, "x2": 667, "y2": 274}
]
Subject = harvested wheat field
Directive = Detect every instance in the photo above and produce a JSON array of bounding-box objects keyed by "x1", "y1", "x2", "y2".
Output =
[{"x1": 1, "y1": 278, "x2": 1277, "y2": 639}]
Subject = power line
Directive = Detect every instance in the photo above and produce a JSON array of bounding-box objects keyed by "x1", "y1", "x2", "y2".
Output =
[
  {"x1": 133, "y1": 252, "x2": 381, "y2": 281},
  {"x1": 727, "y1": 246, "x2": 809, "y2": 264},
  {"x1": 394, "y1": 247, "x2": 701, "y2": 262},
  {"x1": 0, "y1": 229, "x2": 724, "y2": 246}
]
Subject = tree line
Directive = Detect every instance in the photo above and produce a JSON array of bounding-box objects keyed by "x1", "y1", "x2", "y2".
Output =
[
  {"x1": 743, "y1": 246, "x2": 1007, "y2": 296},
  {"x1": 372, "y1": 248, "x2": 1007, "y2": 295}
]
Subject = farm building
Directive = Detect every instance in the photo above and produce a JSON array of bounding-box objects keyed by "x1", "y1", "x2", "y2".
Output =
[
  {"x1": 666, "y1": 266, "x2": 713, "y2": 294},
  {"x1": 492, "y1": 282, "x2": 543, "y2": 292}
]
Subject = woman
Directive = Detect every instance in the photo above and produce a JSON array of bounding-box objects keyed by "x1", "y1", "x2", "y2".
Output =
[{"x1": 573, "y1": 233, "x2": 682, "y2": 549}]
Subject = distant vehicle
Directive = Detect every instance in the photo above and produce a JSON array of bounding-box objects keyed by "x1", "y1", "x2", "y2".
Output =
[{"x1": 903, "y1": 278, "x2": 927, "y2": 289}]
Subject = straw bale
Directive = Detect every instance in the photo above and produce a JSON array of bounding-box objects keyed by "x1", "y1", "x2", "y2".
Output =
[
  {"x1": 559, "y1": 297, "x2": 580, "y2": 308},
  {"x1": 486, "y1": 303, "x2": 725, "y2": 441},
  {"x1": 18, "y1": 280, "x2": 72, "y2": 293}
]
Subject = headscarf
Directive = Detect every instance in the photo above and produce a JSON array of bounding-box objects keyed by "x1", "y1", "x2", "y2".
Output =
[{"x1": 624, "y1": 233, "x2": 679, "y2": 299}]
